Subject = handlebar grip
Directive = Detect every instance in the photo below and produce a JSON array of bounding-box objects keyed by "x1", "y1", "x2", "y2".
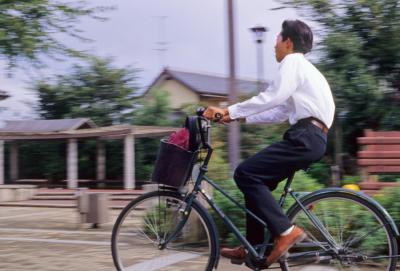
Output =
[{"x1": 197, "y1": 106, "x2": 224, "y2": 122}]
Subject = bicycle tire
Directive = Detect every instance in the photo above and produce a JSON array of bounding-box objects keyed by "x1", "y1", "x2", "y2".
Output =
[
  {"x1": 111, "y1": 189, "x2": 218, "y2": 271},
  {"x1": 284, "y1": 190, "x2": 398, "y2": 271}
]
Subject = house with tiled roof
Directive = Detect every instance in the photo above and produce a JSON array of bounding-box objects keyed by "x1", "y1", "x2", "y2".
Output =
[{"x1": 144, "y1": 68, "x2": 268, "y2": 109}]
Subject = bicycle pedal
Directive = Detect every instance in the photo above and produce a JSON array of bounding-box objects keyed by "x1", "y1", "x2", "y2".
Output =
[
  {"x1": 245, "y1": 261, "x2": 266, "y2": 270},
  {"x1": 230, "y1": 259, "x2": 245, "y2": 265}
]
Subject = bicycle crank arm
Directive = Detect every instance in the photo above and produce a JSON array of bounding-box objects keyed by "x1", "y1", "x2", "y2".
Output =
[{"x1": 287, "y1": 251, "x2": 333, "y2": 263}]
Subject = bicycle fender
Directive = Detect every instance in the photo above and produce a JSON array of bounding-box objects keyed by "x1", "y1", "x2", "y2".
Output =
[{"x1": 286, "y1": 187, "x2": 400, "y2": 238}]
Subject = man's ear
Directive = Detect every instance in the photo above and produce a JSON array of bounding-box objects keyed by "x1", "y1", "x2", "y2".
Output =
[{"x1": 285, "y1": 38, "x2": 294, "y2": 51}]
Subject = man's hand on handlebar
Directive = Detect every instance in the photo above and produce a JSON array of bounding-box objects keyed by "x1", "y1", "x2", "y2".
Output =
[{"x1": 203, "y1": 106, "x2": 233, "y2": 123}]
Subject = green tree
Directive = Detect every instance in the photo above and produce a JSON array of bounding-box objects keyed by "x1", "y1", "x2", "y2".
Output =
[
  {"x1": 319, "y1": 32, "x2": 384, "y2": 153},
  {"x1": 28, "y1": 57, "x2": 140, "y2": 183},
  {"x1": 275, "y1": 0, "x2": 399, "y2": 89},
  {"x1": 0, "y1": 0, "x2": 110, "y2": 69},
  {"x1": 133, "y1": 89, "x2": 174, "y2": 181},
  {"x1": 374, "y1": 186, "x2": 400, "y2": 229},
  {"x1": 35, "y1": 57, "x2": 140, "y2": 126},
  {"x1": 133, "y1": 89, "x2": 173, "y2": 126},
  {"x1": 17, "y1": 141, "x2": 66, "y2": 182}
]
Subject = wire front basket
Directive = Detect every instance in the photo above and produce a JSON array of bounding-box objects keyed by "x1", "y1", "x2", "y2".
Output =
[{"x1": 151, "y1": 139, "x2": 199, "y2": 188}]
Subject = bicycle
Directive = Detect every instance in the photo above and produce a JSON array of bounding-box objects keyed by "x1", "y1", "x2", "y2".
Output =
[{"x1": 111, "y1": 108, "x2": 399, "y2": 271}]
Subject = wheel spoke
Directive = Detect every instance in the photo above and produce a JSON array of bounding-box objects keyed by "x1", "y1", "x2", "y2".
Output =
[
  {"x1": 302, "y1": 229, "x2": 330, "y2": 251},
  {"x1": 288, "y1": 193, "x2": 397, "y2": 271},
  {"x1": 305, "y1": 205, "x2": 340, "y2": 249},
  {"x1": 343, "y1": 223, "x2": 386, "y2": 249},
  {"x1": 112, "y1": 191, "x2": 215, "y2": 271}
]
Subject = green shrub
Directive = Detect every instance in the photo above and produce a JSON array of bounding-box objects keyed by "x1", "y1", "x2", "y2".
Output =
[
  {"x1": 377, "y1": 174, "x2": 400, "y2": 183},
  {"x1": 210, "y1": 171, "x2": 323, "y2": 245},
  {"x1": 206, "y1": 148, "x2": 230, "y2": 182},
  {"x1": 374, "y1": 186, "x2": 400, "y2": 229},
  {"x1": 306, "y1": 160, "x2": 331, "y2": 186},
  {"x1": 341, "y1": 175, "x2": 362, "y2": 185},
  {"x1": 211, "y1": 179, "x2": 245, "y2": 246}
]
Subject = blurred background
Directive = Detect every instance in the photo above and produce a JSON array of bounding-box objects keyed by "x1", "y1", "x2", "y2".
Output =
[{"x1": 0, "y1": 0, "x2": 399, "y2": 270}]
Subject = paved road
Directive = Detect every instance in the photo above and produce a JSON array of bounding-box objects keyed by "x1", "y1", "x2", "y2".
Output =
[
  {"x1": 0, "y1": 207, "x2": 393, "y2": 271},
  {"x1": 0, "y1": 207, "x2": 248, "y2": 271}
]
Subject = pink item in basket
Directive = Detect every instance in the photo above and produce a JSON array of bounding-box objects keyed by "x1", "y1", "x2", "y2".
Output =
[{"x1": 167, "y1": 128, "x2": 189, "y2": 150}]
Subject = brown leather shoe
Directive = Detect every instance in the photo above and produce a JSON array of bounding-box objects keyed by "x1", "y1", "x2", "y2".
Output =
[
  {"x1": 220, "y1": 246, "x2": 247, "y2": 262},
  {"x1": 265, "y1": 226, "x2": 307, "y2": 266}
]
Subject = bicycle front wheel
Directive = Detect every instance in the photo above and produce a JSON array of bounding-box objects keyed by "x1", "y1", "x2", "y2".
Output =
[
  {"x1": 286, "y1": 190, "x2": 398, "y2": 271},
  {"x1": 111, "y1": 190, "x2": 218, "y2": 271}
]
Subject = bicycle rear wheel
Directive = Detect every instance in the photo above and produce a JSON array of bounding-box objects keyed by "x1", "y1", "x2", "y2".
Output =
[
  {"x1": 286, "y1": 190, "x2": 398, "y2": 271},
  {"x1": 111, "y1": 190, "x2": 218, "y2": 271}
]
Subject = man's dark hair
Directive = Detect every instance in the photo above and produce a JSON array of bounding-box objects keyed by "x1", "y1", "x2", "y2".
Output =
[{"x1": 281, "y1": 20, "x2": 313, "y2": 54}]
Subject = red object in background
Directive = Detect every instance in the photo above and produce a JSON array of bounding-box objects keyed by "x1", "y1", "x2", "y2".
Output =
[{"x1": 167, "y1": 128, "x2": 189, "y2": 150}]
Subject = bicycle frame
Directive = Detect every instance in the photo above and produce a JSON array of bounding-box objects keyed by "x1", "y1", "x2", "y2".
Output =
[
  {"x1": 161, "y1": 114, "x2": 399, "y2": 267},
  {"x1": 188, "y1": 157, "x2": 340, "y2": 262},
  {"x1": 112, "y1": 110, "x2": 400, "y2": 271},
  {"x1": 161, "y1": 116, "x2": 338, "y2": 263}
]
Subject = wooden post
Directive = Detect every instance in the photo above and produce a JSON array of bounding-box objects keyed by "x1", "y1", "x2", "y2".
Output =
[
  {"x1": 96, "y1": 141, "x2": 106, "y2": 182},
  {"x1": 10, "y1": 141, "x2": 18, "y2": 181},
  {"x1": 67, "y1": 138, "x2": 78, "y2": 189},
  {"x1": 0, "y1": 140, "x2": 4, "y2": 185},
  {"x1": 123, "y1": 134, "x2": 135, "y2": 189}
]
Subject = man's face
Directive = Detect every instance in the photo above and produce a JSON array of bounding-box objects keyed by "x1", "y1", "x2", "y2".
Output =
[{"x1": 274, "y1": 33, "x2": 293, "y2": 62}]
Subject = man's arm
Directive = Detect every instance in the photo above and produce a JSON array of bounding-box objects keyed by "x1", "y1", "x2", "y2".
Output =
[
  {"x1": 245, "y1": 103, "x2": 289, "y2": 124},
  {"x1": 228, "y1": 55, "x2": 300, "y2": 120}
]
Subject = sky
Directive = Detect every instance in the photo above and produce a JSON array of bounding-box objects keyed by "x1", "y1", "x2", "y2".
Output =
[{"x1": 0, "y1": 0, "x2": 312, "y2": 120}]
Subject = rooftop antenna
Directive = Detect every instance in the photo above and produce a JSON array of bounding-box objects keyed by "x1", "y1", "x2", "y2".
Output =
[{"x1": 153, "y1": 16, "x2": 169, "y2": 68}]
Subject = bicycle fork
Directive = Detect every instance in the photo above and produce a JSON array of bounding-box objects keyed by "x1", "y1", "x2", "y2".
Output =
[{"x1": 158, "y1": 192, "x2": 196, "y2": 250}]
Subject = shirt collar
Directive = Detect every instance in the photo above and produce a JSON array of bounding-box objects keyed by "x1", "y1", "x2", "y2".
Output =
[{"x1": 279, "y1": 52, "x2": 304, "y2": 66}]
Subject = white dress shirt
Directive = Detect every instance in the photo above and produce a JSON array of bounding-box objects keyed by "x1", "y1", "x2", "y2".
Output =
[{"x1": 228, "y1": 53, "x2": 335, "y2": 128}]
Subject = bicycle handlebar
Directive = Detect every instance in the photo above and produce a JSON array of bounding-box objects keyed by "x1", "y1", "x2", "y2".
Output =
[
  {"x1": 196, "y1": 107, "x2": 206, "y2": 116},
  {"x1": 196, "y1": 106, "x2": 223, "y2": 122}
]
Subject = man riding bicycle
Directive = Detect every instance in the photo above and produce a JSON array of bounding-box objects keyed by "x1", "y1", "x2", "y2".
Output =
[{"x1": 203, "y1": 19, "x2": 335, "y2": 267}]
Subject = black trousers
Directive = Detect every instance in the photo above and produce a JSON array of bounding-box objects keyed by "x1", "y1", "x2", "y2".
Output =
[{"x1": 233, "y1": 120, "x2": 327, "y2": 245}]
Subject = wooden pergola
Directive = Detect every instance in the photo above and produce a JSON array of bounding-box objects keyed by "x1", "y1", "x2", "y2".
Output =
[{"x1": 0, "y1": 119, "x2": 177, "y2": 189}]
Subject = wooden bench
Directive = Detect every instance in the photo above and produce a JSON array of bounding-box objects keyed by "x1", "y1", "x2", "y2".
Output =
[{"x1": 357, "y1": 129, "x2": 400, "y2": 192}]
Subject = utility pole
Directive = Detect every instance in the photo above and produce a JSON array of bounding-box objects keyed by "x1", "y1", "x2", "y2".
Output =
[{"x1": 227, "y1": 0, "x2": 240, "y2": 170}]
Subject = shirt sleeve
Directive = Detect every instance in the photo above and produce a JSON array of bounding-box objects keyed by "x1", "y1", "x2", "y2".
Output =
[
  {"x1": 245, "y1": 103, "x2": 290, "y2": 124},
  {"x1": 228, "y1": 55, "x2": 300, "y2": 119}
]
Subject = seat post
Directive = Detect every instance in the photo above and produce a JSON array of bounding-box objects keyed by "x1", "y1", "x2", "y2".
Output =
[
  {"x1": 278, "y1": 172, "x2": 295, "y2": 207},
  {"x1": 284, "y1": 172, "x2": 295, "y2": 192}
]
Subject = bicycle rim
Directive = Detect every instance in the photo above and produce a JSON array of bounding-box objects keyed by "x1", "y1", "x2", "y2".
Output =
[
  {"x1": 287, "y1": 193, "x2": 397, "y2": 271},
  {"x1": 112, "y1": 191, "x2": 215, "y2": 271}
]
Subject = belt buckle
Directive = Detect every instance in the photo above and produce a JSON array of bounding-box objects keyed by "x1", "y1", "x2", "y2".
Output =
[{"x1": 311, "y1": 119, "x2": 328, "y2": 134}]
